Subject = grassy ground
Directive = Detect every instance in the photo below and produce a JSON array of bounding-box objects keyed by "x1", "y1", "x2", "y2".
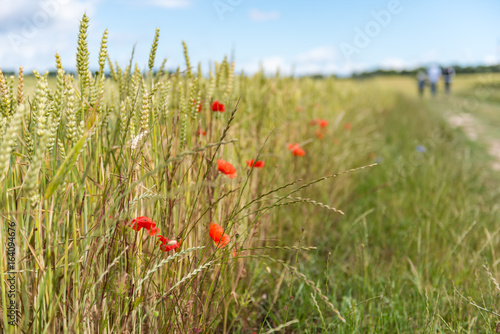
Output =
[
  {"x1": 241, "y1": 76, "x2": 500, "y2": 333},
  {"x1": 447, "y1": 74, "x2": 500, "y2": 144},
  {"x1": 1, "y1": 20, "x2": 500, "y2": 332}
]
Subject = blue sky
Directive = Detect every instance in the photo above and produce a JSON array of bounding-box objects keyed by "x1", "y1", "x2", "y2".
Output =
[{"x1": 1, "y1": 0, "x2": 499, "y2": 75}]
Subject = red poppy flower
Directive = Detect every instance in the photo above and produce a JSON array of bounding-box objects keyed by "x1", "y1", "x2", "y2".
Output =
[
  {"x1": 209, "y1": 222, "x2": 224, "y2": 242},
  {"x1": 148, "y1": 226, "x2": 159, "y2": 236},
  {"x1": 344, "y1": 122, "x2": 352, "y2": 130},
  {"x1": 157, "y1": 235, "x2": 167, "y2": 243},
  {"x1": 209, "y1": 222, "x2": 230, "y2": 248},
  {"x1": 318, "y1": 119, "x2": 328, "y2": 128},
  {"x1": 246, "y1": 159, "x2": 265, "y2": 168},
  {"x1": 193, "y1": 100, "x2": 202, "y2": 112},
  {"x1": 197, "y1": 128, "x2": 206, "y2": 136},
  {"x1": 288, "y1": 143, "x2": 306, "y2": 156},
  {"x1": 314, "y1": 130, "x2": 324, "y2": 139},
  {"x1": 211, "y1": 100, "x2": 225, "y2": 112},
  {"x1": 217, "y1": 234, "x2": 230, "y2": 248},
  {"x1": 157, "y1": 235, "x2": 181, "y2": 252},
  {"x1": 311, "y1": 119, "x2": 328, "y2": 128},
  {"x1": 130, "y1": 216, "x2": 157, "y2": 234},
  {"x1": 217, "y1": 159, "x2": 237, "y2": 178}
]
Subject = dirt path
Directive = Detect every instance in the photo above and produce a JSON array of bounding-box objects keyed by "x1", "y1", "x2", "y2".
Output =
[
  {"x1": 447, "y1": 111, "x2": 500, "y2": 170},
  {"x1": 374, "y1": 76, "x2": 500, "y2": 170}
]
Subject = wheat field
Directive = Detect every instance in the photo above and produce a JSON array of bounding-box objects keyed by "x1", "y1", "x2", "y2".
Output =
[{"x1": 0, "y1": 14, "x2": 500, "y2": 333}]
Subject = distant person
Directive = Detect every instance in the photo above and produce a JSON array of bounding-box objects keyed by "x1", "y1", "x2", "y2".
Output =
[
  {"x1": 416, "y1": 70, "x2": 427, "y2": 97},
  {"x1": 427, "y1": 65, "x2": 441, "y2": 96},
  {"x1": 442, "y1": 66, "x2": 455, "y2": 94}
]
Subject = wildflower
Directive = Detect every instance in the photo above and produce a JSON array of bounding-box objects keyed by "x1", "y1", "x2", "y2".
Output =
[
  {"x1": 130, "y1": 216, "x2": 157, "y2": 234},
  {"x1": 157, "y1": 235, "x2": 181, "y2": 252},
  {"x1": 314, "y1": 130, "x2": 324, "y2": 139},
  {"x1": 318, "y1": 119, "x2": 328, "y2": 128},
  {"x1": 217, "y1": 234, "x2": 230, "y2": 248},
  {"x1": 197, "y1": 128, "x2": 206, "y2": 136},
  {"x1": 209, "y1": 222, "x2": 230, "y2": 248},
  {"x1": 193, "y1": 99, "x2": 202, "y2": 112},
  {"x1": 211, "y1": 100, "x2": 225, "y2": 112},
  {"x1": 217, "y1": 159, "x2": 237, "y2": 178},
  {"x1": 209, "y1": 222, "x2": 224, "y2": 242},
  {"x1": 148, "y1": 225, "x2": 159, "y2": 236},
  {"x1": 416, "y1": 145, "x2": 427, "y2": 153},
  {"x1": 344, "y1": 122, "x2": 352, "y2": 130},
  {"x1": 246, "y1": 159, "x2": 265, "y2": 168},
  {"x1": 311, "y1": 119, "x2": 328, "y2": 128},
  {"x1": 288, "y1": 143, "x2": 305, "y2": 156}
]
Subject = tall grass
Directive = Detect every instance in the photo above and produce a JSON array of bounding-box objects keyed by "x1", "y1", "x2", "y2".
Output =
[
  {"x1": 0, "y1": 15, "x2": 370, "y2": 333},
  {"x1": 1, "y1": 15, "x2": 500, "y2": 333}
]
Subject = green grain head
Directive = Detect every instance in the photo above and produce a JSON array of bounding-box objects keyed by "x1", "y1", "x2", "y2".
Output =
[
  {"x1": 148, "y1": 28, "x2": 160, "y2": 73},
  {"x1": 76, "y1": 13, "x2": 90, "y2": 89}
]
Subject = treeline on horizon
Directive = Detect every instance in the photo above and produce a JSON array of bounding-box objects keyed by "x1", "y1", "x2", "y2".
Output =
[
  {"x1": 350, "y1": 64, "x2": 500, "y2": 79},
  {"x1": 1, "y1": 63, "x2": 499, "y2": 79}
]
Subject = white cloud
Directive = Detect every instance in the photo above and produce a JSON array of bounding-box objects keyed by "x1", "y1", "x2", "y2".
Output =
[
  {"x1": 337, "y1": 61, "x2": 368, "y2": 76},
  {"x1": 239, "y1": 56, "x2": 287, "y2": 74},
  {"x1": 380, "y1": 57, "x2": 412, "y2": 71},
  {"x1": 249, "y1": 9, "x2": 280, "y2": 22},
  {"x1": 239, "y1": 46, "x2": 340, "y2": 76},
  {"x1": 145, "y1": 0, "x2": 192, "y2": 8},
  {"x1": 484, "y1": 54, "x2": 497, "y2": 66},
  {"x1": 0, "y1": 0, "x2": 98, "y2": 71},
  {"x1": 294, "y1": 46, "x2": 337, "y2": 74},
  {"x1": 237, "y1": 45, "x2": 377, "y2": 77},
  {"x1": 240, "y1": 46, "x2": 460, "y2": 77},
  {"x1": 296, "y1": 46, "x2": 336, "y2": 63},
  {"x1": 0, "y1": 1, "x2": 38, "y2": 29},
  {"x1": 260, "y1": 56, "x2": 286, "y2": 72}
]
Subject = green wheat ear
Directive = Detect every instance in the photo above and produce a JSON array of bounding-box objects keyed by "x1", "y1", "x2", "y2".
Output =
[
  {"x1": 182, "y1": 40, "x2": 193, "y2": 79},
  {"x1": 108, "y1": 55, "x2": 117, "y2": 82},
  {"x1": 225, "y1": 61, "x2": 235, "y2": 98},
  {"x1": 157, "y1": 57, "x2": 167, "y2": 78},
  {"x1": 47, "y1": 67, "x2": 65, "y2": 151},
  {"x1": 0, "y1": 68, "x2": 9, "y2": 116},
  {"x1": 0, "y1": 104, "x2": 26, "y2": 177},
  {"x1": 140, "y1": 87, "x2": 150, "y2": 133},
  {"x1": 98, "y1": 29, "x2": 109, "y2": 75},
  {"x1": 17, "y1": 66, "x2": 24, "y2": 106},
  {"x1": 148, "y1": 27, "x2": 160, "y2": 73},
  {"x1": 32, "y1": 70, "x2": 49, "y2": 138},
  {"x1": 76, "y1": 13, "x2": 90, "y2": 89},
  {"x1": 189, "y1": 76, "x2": 199, "y2": 119}
]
